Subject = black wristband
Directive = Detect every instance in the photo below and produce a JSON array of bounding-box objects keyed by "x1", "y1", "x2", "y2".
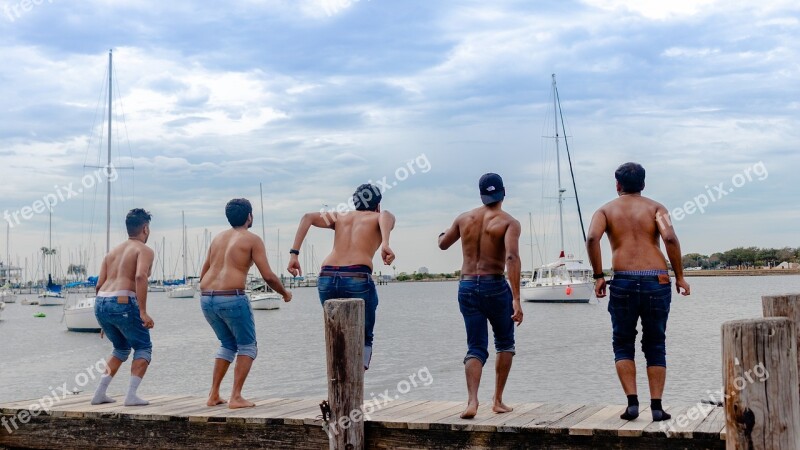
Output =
[
  {"x1": 289, "y1": 249, "x2": 300, "y2": 256},
  {"x1": 593, "y1": 273, "x2": 605, "y2": 279}
]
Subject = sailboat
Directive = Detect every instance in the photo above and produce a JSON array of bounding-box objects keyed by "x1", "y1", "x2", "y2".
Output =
[
  {"x1": 249, "y1": 183, "x2": 281, "y2": 310},
  {"x1": 521, "y1": 74, "x2": 593, "y2": 303},
  {"x1": 38, "y1": 209, "x2": 66, "y2": 306},
  {"x1": 167, "y1": 211, "x2": 195, "y2": 298},
  {"x1": 65, "y1": 50, "x2": 121, "y2": 332},
  {"x1": 0, "y1": 225, "x2": 17, "y2": 304}
]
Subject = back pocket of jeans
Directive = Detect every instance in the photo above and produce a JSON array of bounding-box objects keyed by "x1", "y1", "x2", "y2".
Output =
[
  {"x1": 217, "y1": 303, "x2": 243, "y2": 319},
  {"x1": 649, "y1": 290, "x2": 671, "y2": 314}
]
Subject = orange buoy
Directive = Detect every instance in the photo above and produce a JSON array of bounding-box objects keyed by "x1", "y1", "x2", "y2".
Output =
[{"x1": 565, "y1": 285, "x2": 573, "y2": 295}]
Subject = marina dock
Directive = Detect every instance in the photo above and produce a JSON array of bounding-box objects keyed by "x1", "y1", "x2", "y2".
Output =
[{"x1": 0, "y1": 394, "x2": 725, "y2": 449}]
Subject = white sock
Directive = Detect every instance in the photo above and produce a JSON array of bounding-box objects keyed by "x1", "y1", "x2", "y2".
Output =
[
  {"x1": 91, "y1": 374, "x2": 116, "y2": 405},
  {"x1": 124, "y1": 376, "x2": 149, "y2": 406}
]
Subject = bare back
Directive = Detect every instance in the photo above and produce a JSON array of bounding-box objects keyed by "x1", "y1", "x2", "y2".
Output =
[
  {"x1": 323, "y1": 211, "x2": 382, "y2": 269},
  {"x1": 98, "y1": 240, "x2": 153, "y2": 293},
  {"x1": 456, "y1": 206, "x2": 516, "y2": 275},
  {"x1": 600, "y1": 195, "x2": 669, "y2": 271},
  {"x1": 200, "y1": 229, "x2": 259, "y2": 291}
]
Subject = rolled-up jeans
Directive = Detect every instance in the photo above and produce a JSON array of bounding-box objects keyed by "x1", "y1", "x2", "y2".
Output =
[
  {"x1": 608, "y1": 275, "x2": 672, "y2": 367},
  {"x1": 201, "y1": 294, "x2": 257, "y2": 362},
  {"x1": 458, "y1": 278, "x2": 516, "y2": 366},
  {"x1": 95, "y1": 295, "x2": 152, "y2": 363}
]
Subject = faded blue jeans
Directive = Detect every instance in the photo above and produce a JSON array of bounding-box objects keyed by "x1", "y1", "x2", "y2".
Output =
[
  {"x1": 201, "y1": 294, "x2": 258, "y2": 362},
  {"x1": 95, "y1": 295, "x2": 152, "y2": 363}
]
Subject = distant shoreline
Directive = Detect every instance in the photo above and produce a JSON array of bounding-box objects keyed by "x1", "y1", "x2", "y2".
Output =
[{"x1": 679, "y1": 269, "x2": 800, "y2": 277}]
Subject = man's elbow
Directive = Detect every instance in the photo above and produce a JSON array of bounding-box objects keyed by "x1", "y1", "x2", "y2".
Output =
[
  {"x1": 135, "y1": 274, "x2": 148, "y2": 284},
  {"x1": 586, "y1": 235, "x2": 601, "y2": 247},
  {"x1": 663, "y1": 234, "x2": 679, "y2": 246}
]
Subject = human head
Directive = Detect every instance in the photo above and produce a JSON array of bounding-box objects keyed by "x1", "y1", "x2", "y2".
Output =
[
  {"x1": 615, "y1": 162, "x2": 645, "y2": 194},
  {"x1": 479, "y1": 173, "x2": 505, "y2": 206},
  {"x1": 225, "y1": 198, "x2": 253, "y2": 228},
  {"x1": 126, "y1": 208, "x2": 152, "y2": 242},
  {"x1": 353, "y1": 184, "x2": 382, "y2": 212}
]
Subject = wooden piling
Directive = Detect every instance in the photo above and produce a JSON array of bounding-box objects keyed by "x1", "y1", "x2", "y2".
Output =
[
  {"x1": 762, "y1": 293, "x2": 800, "y2": 398},
  {"x1": 323, "y1": 298, "x2": 365, "y2": 450},
  {"x1": 722, "y1": 318, "x2": 800, "y2": 449}
]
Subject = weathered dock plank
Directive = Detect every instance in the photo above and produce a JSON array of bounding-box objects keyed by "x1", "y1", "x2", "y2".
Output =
[{"x1": 0, "y1": 396, "x2": 726, "y2": 449}]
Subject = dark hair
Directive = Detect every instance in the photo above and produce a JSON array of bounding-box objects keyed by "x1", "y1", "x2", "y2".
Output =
[
  {"x1": 225, "y1": 198, "x2": 252, "y2": 227},
  {"x1": 615, "y1": 162, "x2": 645, "y2": 193},
  {"x1": 126, "y1": 208, "x2": 152, "y2": 236},
  {"x1": 352, "y1": 184, "x2": 382, "y2": 211}
]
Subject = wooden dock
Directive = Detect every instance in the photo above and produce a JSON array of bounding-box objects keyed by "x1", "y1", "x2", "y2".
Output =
[{"x1": 0, "y1": 395, "x2": 725, "y2": 449}]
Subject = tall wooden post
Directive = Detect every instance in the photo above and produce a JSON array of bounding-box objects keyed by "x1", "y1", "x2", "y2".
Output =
[
  {"x1": 324, "y1": 298, "x2": 365, "y2": 450},
  {"x1": 722, "y1": 318, "x2": 800, "y2": 449},
  {"x1": 763, "y1": 293, "x2": 800, "y2": 398}
]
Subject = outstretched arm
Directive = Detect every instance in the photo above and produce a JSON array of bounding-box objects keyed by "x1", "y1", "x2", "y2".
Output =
[
  {"x1": 253, "y1": 238, "x2": 292, "y2": 302},
  {"x1": 505, "y1": 220, "x2": 523, "y2": 326},
  {"x1": 438, "y1": 216, "x2": 461, "y2": 250},
  {"x1": 379, "y1": 210, "x2": 396, "y2": 265},
  {"x1": 656, "y1": 205, "x2": 690, "y2": 296},
  {"x1": 586, "y1": 209, "x2": 607, "y2": 297},
  {"x1": 287, "y1": 211, "x2": 337, "y2": 276}
]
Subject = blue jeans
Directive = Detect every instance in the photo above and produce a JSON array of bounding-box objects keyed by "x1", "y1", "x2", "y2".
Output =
[
  {"x1": 458, "y1": 278, "x2": 516, "y2": 366},
  {"x1": 318, "y1": 266, "x2": 378, "y2": 349},
  {"x1": 608, "y1": 276, "x2": 672, "y2": 367},
  {"x1": 201, "y1": 294, "x2": 257, "y2": 362},
  {"x1": 95, "y1": 296, "x2": 152, "y2": 363}
]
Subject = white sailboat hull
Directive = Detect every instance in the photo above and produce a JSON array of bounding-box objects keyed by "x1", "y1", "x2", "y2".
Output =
[
  {"x1": 38, "y1": 292, "x2": 66, "y2": 306},
  {"x1": 250, "y1": 293, "x2": 281, "y2": 310},
  {"x1": 167, "y1": 286, "x2": 195, "y2": 298},
  {"x1": 521, "y1": 281, "x2": 593, "y2": 303},
  {"x1": 65, "y1": 297, "x2": 101, "y2": 332}
]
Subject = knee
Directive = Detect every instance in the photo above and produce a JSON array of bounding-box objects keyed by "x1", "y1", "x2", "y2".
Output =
[
  {"x1": 238, "y1": 343, "x2": 258, "y2": 360},
  {"x1": 643, "y1": 343, "x2": 667, "y2": 367},
  {"x1": 112, "y1": 348, "x2": 131, "y2": 363}
]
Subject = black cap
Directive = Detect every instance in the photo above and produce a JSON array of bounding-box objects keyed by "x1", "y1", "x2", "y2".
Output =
[{"x1": 479, "y1": 173, "x2": 505, "y2": 205}]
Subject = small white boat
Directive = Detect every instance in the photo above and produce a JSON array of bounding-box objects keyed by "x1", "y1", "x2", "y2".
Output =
[
  {"x1": 250, "y1": 291, "x2": 282, "y2": 310},
  {"x1": 167, "y1": 285, "x2": 195, "y2": 298},
  {"x1": 38, "y1": 291, "x2": 66, "y2": 306},
  {"x1": 522, "y1": 254, "x2": 594, "y2": 303},
  {"x1": 148, "y1": 285, "x2": 167, "y2": 293},
  {"x1": 64, "y1": 296, "x2": 101, "y2": 332},
  {"x1": 0, "y1": 288, "x2": 16, "y2": 304}
]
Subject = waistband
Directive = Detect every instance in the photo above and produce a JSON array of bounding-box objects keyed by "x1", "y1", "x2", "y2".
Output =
[
  {"x1": 97, "y1": 290, "x2": 137, "y2": 298},
  {"x1": 460, "y1": 274, "x2": 505, "y2": 281},
  {"x1": 321, "y1": 265, "x2": 372, "y2": 274},
  {"x1": 614, "y1": 270, "x2": 668, "y2": 276},
  {"x1": 319, "y1": 271, "x2": 371, "y2": 279},
  {"x1": 201, "y1": 289, "x2": 247, "y2": 297}
]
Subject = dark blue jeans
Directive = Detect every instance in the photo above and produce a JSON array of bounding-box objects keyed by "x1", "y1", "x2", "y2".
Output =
[
  {"x1": 318, "y1": 266, "x2": 378, "y2": 349},
  {"x1": 608, "y1": 276, "x2": 672, "y2": 367},
  {"x1": 458, "y1": 278, "x2": 515, "y2": 366}
]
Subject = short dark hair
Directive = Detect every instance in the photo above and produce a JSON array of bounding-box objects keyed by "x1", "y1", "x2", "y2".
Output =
[
  {"x1": 126, "y1": 208, "x2": 152, "y2": 236},
  {"x1": 615, "y1": 162, "x2": 645, "y2": 193},
  {"x1": 225, "y1": 198, "x2": 252, "y2": 227},
  {"x1": 353, "y1": 184, "x2": 382, "y2": 211}
]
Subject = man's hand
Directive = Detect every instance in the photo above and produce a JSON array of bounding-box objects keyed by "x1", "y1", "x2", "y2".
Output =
[
  {"x1": 381, "y1": 244, "x2": 395, "y2": 265},
  {"x1": 287, "y1": 255, "x2": 302, "y2": 277},
  {"x1": 676, "y1": 277, "x2": 691, "y2": 296},
  {"x1": 140, "y1": 311, "x2": 154, "y2": 329},
  {"x1": 511, "y1": 299, "x2": 524, "y2": 326},
  {"x1": 594, "y1": 278, "x2": 607, "y2": 298},
  {"x1": 282, "y1": 291, "x2": 293, "y2": 303}
]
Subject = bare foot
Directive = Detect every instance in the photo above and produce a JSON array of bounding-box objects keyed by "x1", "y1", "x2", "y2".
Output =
[
  {"x1": 228, "y1": 396, "x2": 256, "y2": 409},
  {"x1": 207, "y1": 395, "x2": 227, "y2": 407},
  {"x1": 460, "y1": 401, "x2": 479, "y2": 419},
  {"x1": 492, "y1": 400, "x2": 513, "y2": 414}
]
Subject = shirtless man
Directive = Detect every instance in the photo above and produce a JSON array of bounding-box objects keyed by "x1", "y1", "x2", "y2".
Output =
[
  {"x1": 91, "y1": 208, "x2": 155, "y2": 407},
  {"x1": 199, "y1": 198, "x2": 292, "y2": 409},
  {"x1": 586, "y1": 162, "x2": 691, "y2": 422},
  {"x1": 439, "y1": 173, "x2": 524, "y2": 419},
  {"x1": 287, "y1": 183, "x2": 395, "y2": 370}
]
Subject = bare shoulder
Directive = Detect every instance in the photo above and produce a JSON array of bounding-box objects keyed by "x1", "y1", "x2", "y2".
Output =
[{"x1": 135, "y1": 241, "x2": 154, "y2": 257}]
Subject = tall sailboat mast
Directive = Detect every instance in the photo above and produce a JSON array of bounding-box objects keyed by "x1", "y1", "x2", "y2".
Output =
[
  {"x1": 182, "y1": 211, "x2": 187, "y2": 281},
  {"x1": 259, "y1": 183, "x2": 266, "y2": 242},
  {"x1": 106, "y1": 49, "x2": 113, "y2": 255},
  {"x1": 552, "y1": 74, "x2": 566, "y2": 256}
]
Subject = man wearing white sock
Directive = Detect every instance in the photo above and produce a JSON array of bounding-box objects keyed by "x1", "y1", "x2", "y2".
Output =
[{"x1": 91, "y1": 208, "x2": 156, "y2": 407}]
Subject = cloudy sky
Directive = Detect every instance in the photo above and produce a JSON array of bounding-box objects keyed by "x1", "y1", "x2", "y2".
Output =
[{"x1": 1, "y1": 0, "x2": 798, "y2": 278}]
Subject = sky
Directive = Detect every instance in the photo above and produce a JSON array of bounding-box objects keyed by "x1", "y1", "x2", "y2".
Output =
[{"x1": 1, "y1": 0, "x2": 798, "y2": 279}]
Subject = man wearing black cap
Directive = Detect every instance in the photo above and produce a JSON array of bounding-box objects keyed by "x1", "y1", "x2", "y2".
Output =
[
  {"x1": 439, "y1": 173, "x2": 523, "y2": 419},
  {"x1": 287, "y1": 184, "x2": 396, "y2": 371}
]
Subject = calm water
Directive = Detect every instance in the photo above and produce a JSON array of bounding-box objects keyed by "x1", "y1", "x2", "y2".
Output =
[{"x1": 1, "y1": 276, "x2": 798, "y2": 407}]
